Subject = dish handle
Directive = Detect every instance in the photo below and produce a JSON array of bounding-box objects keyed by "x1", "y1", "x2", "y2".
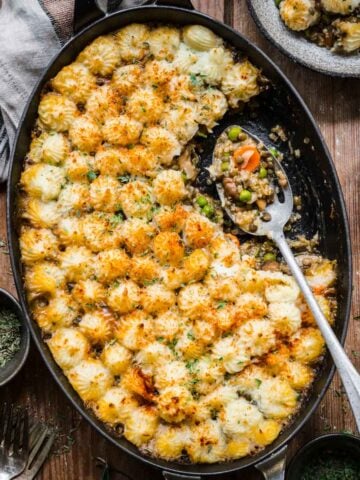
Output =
[
  {"x1": 255, "y1": 445, "x2": 288, "y2": 480},
  {"x1": 162, "y1": 473, "x2": 201, "y2": 480},
  {"x1": 73, "y1": 0, "x2": 105, "y2": 35},
  {"x1": 161, "y1": 446, "x2": 287, "y2": 480},
  {"x1": 144, "y1": 0, "x2": 194, "y2": 8},
  {"x1": 73, "y1": 0, "x2": 195, "y2": 34}
]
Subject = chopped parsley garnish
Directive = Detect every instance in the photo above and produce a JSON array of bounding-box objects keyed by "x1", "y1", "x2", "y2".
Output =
[
  {"x1": 255, "y1": 378, "x2": 262, "y2": 388},
  {"x1": 189, "y1": 73, "x2": 205, "y2": 86},
  {"x1": 143, "y1": 278, "x2": 160, "y2": 286},
  {"x1": 189, "y1": 378, "x2": 199, "y2": 385},
  {"x1": 217, "y1": 300, "x2": 228, "y2": 309},
  {"x1": 110, "y1": 213, "x2": 124, "y2": 227},
  {"x1": 167, "y1": 338, "x2": 179, "y2": 357},
  {"x1": 187, "y1": 331, "x2": 195, "y2": 341},
  {"x1": 140, "y1": 194, "x2": 152, "y2": 204},
  {"x1": 87, "y1": 170, "x2": 98, "y2": 181},
  {"x1": 146, "y1": 205, "x2": 160, "y2": 221},
  {"x1": 189, "y1": 73, "x2": 198, "y2": 85},
  {"x1": 185, "y1": 358, "x2": 199, "y2": 373},
  {"x1": 118, "y1": 174, "x2": 131, "y2": 183}
]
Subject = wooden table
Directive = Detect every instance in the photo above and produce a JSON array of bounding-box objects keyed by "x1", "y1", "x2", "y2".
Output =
[{"x1": 0, "y1": 1, "x2": 359, "y2": 478}]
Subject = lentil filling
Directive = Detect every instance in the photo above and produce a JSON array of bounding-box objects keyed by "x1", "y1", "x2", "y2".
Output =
[{"x1": 211, "y1": 125, "x2": 286, "y2": 232}]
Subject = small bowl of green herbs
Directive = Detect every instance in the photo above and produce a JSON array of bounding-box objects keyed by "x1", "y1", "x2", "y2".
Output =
[
  {"x1": 0, "y1": 288, "x2": 30, "y2": 386},
  {"x1": 287, "y1": 433, "x2": 360, "y2": 480}
]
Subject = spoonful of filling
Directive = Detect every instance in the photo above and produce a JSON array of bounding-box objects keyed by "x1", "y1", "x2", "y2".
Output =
[{"x1": 210, "y1": 125, "x2": 291, "y2": 234}]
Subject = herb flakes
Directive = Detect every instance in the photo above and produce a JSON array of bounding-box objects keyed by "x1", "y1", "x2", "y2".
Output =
[
  {"x1": 0, "y1": 238, "x2": 9, "y2": 255},
  {"x1": 0, "y1": 308, "x2": 21, "y2": 368},
  {"x1": 299, "y1": 449, "x2": 360, "y2": 480}
]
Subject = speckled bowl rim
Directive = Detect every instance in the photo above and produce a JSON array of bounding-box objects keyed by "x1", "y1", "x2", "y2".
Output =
[
  {"x1": 247, "y1": 0, "x2": 360, "y2": 78},
  {"x1": 0, "y1": 288, "x2": 30, "y2": 387}
]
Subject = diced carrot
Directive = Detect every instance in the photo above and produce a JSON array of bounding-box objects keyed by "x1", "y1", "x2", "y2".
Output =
[{"x1": 233, "y1": 145, "x2": 260, "y2": 172}]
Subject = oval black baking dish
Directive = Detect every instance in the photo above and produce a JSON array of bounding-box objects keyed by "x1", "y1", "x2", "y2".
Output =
[{"x1": 6, "y1": 0, "x2": 352, "y2": 478}]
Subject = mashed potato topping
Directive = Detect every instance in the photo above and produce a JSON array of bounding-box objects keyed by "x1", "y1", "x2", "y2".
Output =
[{"x1": 19, "y1": 23, "x2": 336, "y2": 464}]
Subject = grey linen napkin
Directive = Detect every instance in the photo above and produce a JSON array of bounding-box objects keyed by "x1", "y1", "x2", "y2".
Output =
[
  {"x1": 0, "y1": 0, "x2": 64, "y2": 182},
  {"x1": 0, "y1": 0, "x2": 144, "y2": 183}
]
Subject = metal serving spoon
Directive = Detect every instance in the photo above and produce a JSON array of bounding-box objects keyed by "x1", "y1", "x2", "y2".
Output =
[{"x1": 214, "y1": 126, "x2": 360, "y2": 432}]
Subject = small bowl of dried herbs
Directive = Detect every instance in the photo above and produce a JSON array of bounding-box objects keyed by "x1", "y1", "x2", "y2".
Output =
[
  {"x1": 0, "y1": 288, "x2": 30, "y2": 386},
  {"x1": 287, "y1": 433, "x2": 360, "y2": 480}
]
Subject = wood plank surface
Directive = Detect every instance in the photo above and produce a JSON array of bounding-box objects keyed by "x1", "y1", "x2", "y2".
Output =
[{"x1": 0, "y1": 1, "x2": 359, "y2": 478}]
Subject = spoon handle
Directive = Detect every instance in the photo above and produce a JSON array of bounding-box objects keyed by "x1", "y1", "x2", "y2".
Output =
[{"x1": 272, "y1": 230, "x2": 360, "y2": 431}]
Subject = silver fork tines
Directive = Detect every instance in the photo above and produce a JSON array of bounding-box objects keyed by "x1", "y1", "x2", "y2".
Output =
[
  {"x1": 17, "y1": 423, "x2": 55, "y2": 480},
  {"x1": 13, "y1": 410, "x2": 28, "y2": 456},
  {"x1": 0, "y1": 404, "x2": 29, "y2": 480}
]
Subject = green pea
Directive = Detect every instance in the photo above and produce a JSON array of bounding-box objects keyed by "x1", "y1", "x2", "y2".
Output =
[
  {"x1": 263, "y1": 252, "x2": 276, "y2": 262},
  {"x1": 239, "y1": 189, "x2": 252, "y2": 203},
  {"x1": 227, "y1": 126, "x2": 242, "y2": 142},
  {"x1": 269, "y1": 147, "x2": 280, "y2": 158},
  {"x1": 196, "y1": 196, "x2": 208, "y2": 208},
  {"x1": 259, "y1": 167, "x2": 268, "y2": 179},
  {"x1": 202, "y1": 204, "x2": 214, "y2": 217},
  {"x1": 221, "y1": 162, "x2": 230, "y2": 171}
]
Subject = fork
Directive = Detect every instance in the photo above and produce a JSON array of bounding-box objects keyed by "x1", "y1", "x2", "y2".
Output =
[
  {"x1": 0, "y1": 404, "x2": 29, "y2": 480},
  {"x1": 16, "y1": 422, "x2": 55, "y2": 480}
]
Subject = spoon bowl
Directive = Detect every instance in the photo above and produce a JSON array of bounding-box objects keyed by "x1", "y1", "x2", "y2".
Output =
[{"x1": 215, "y1": 126, "x2": 293, "y2": 238}]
